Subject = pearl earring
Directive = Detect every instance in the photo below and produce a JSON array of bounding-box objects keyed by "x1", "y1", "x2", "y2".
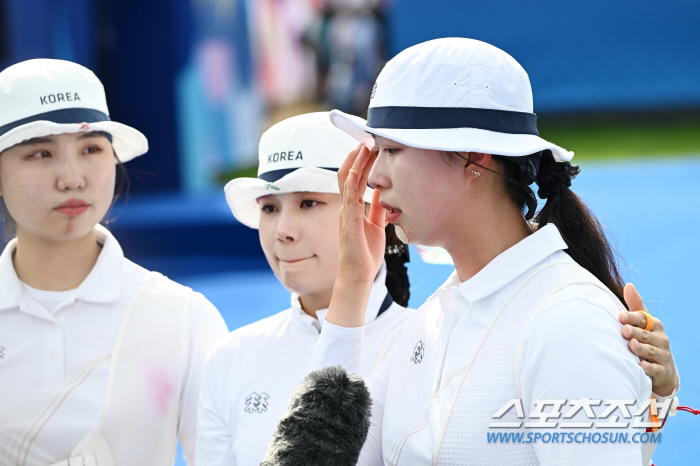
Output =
[{"x1": 471, "y1": 170, "x2": 480, "y2": 178}]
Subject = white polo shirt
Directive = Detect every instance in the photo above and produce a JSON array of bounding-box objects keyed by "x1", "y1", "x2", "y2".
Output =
[
  {"x1": 195, "y1": 263, "x2": 414, "y2": 466},
  {"x1": 0, "y1": 225, "x2": 228, "y2": 466},
  {"x1": 313, "y1": 225, "x2": 674, "y2": 465}
]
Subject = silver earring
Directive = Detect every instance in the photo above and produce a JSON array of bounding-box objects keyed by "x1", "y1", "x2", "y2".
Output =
[{"x1": 471, "y1": 169, "x2": 480, "y2": 178}]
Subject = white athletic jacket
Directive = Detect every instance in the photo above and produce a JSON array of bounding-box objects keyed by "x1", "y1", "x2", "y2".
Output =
[
  {"x1": 0, "y1": 225, "x2": 228, "y2": 466},
  {"x1": 313, "y1": 225, "x2": 676, "y2": 466},
  {"x1": 195, "y1": 263, "x2": 414, "y2": 466}
]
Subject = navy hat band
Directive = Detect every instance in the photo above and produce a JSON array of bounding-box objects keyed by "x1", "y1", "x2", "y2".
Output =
[
  {"x1": 0, "y1": 108, "x2": 111, "y2": 138},
  {"x1": 258, "y1": 167, "x2": 339, "y2": 183},
  {"x1": 366, "y1": 106, "x2": 539, "y2": 136}
]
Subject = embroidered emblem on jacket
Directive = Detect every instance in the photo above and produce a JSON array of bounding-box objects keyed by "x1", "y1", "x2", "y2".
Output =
[
  {"x1": 244, "y1": 392, "x2": 270, "y2": 413},
  {"x1": 410, "y1": 340, "x2": 424, "y2": 364}
]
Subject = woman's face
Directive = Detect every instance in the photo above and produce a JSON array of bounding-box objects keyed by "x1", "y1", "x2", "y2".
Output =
[
  {"x1": 369, "y1": 136, "x2": 467, "y2": 247},
  {"x1": 258, "y1": 191, "x2": 342, "y2": 300},
  {"x1": 0, "y1": 132, "x2": 116, "y2": 242}
]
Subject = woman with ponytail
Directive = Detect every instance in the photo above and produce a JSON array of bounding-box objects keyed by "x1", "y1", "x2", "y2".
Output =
[
  {"x1": 534, "y1": 152, "x2": 626, "y2": 304},
  {"x1": 310, "y1": 38, "x2": 680, "y2": 465},
  {"x1": 194, "y1": 112, "x2": 414, "y2": 465},
  {"x1": 458, "y1": 149, "x2": 627, "y2": 306}
]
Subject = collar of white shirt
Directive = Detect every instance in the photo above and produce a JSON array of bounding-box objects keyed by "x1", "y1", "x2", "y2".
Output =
[
  {"x1": 0, "y1": 224, "x2": 125, "y2": 315},
  {"x1": 429, "y1": 224, "x2": 569, "y2": 305},
  {"x1": 291, "y1": 261, "x2": 390, "y2": 333}
]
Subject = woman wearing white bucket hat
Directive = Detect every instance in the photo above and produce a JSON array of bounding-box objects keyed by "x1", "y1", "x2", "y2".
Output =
[
  {"x1": 310, "y1": 38, "x2": 680, "y2": 465},
  {"x1": 0, "y1": 59, "x2": 228, "y2": 466},
  {"x1": 195, "y1": 112, "x2": 415, "y2": 465}
]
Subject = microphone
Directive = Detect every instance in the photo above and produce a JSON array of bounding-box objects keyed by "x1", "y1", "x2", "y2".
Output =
[{"x1": 260, "y1": 365, "x2": 372, "y2": 466}]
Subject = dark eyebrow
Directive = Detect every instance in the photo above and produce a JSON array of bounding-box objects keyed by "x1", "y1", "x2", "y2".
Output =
[
  {"x1": 15, "y1": 137, "x2": 56, "y2": 147},
  {"x1": 14, "y1": 132, "x2": 108, "y2": 147},
  {"x1": 76, "y1": 131, "x2": 109, "y2": 141}
]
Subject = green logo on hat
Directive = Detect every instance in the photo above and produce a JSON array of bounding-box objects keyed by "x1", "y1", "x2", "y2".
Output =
[{"x1": 265, "y1": 182, "x2": 280, "y2": 191}]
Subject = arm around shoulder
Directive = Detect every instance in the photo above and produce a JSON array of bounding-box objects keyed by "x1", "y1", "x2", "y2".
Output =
[{"x1": 520, "y1": 290, "x2": 650, "y2": 466}]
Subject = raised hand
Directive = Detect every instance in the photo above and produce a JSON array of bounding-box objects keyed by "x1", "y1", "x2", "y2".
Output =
[
  {"x1": 337, "y1": 143, "x2": 386, "y2": 284},
  {"x1": 326, "y1": 144, "x2": 387, "y2": 328},
  {"x1": 620, "y1": 283, "x2": 680, "y2": 397}
]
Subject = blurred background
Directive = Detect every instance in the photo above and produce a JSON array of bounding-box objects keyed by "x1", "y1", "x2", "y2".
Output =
[{"x1": 1, "y1": 0, "x2": 699, "y2": 463}]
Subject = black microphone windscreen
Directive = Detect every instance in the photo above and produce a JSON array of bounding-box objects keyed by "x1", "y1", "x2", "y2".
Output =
[{"x1": 260, "y1": 365, "x2": 372, "y2": 466}]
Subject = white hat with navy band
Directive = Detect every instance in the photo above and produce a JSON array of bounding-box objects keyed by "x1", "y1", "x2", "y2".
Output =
[
  {"x1": 225, "y1": 112, "x2": 373, "y2": 229},
  {"x1": 330, "y1": 37, "x2": 574, "y2": 162},
  {"x1": 0, "y1": 59, "x2": 147, "y2": 162}
]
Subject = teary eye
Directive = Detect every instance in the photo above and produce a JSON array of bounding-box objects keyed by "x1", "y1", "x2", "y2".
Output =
[
  {"x1": 26, "y1": 150, "x2": 51, "y2": 160},
  {"x1": 83, "y1": 145, "x2": 103, "y2": 154}
]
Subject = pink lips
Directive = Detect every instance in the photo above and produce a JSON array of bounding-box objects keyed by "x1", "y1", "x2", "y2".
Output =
[
  {"x1": 379, "y1": 201, "x2": 402, "y2": 223},
  {"x1": 55, "y1": 198, "x2": 89, "y2": 216},
  {"x1": 279, "y1": 256, "x2": 314, "y2": 264}
]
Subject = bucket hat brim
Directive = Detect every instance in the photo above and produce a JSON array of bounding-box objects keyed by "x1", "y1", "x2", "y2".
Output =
[
  {"x1": 225, "y1": 166, "x2": 374, "y2": 229},
  {"x1": 329, "y1": 110, "x2": 574, "y2": 162},
  {"x1": 0, "y1": 120, "x2": 148, "y2": 162}
]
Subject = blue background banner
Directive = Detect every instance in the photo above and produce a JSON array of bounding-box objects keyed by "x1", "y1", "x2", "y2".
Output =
[
  {"x1": 2, "y1": 0, "x2": 699, "y2": 192},
  {"x1": 390, "y1": 0, "x2": 700, "y2": 113}
]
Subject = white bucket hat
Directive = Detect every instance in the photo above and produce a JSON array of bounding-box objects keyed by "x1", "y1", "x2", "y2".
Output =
[
  {"x1": 0, "y1": 59, "x2": 148, "y2": 162},
  {"x1": 224, "y1": 112, "x2": 374, "y2": 229},
  {"x1": 330, "y1": 37, "x2": 574, "y2": 162}
]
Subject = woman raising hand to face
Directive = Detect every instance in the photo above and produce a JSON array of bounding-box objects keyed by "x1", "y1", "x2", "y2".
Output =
[
  {"x1": 330, "y1": 143, "x2": 386, "y2": 329},
  {"x1": 310, "y1": 38, "x2": 681, "y2": 466}
]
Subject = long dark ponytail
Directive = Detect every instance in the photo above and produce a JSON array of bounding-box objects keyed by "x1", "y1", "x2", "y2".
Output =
[
  {"x1": 487, "y1": 150, "x2": 626, "y2": 307},
  {"x1": 384, "y1": 223, "x2": 410, "y2": 307},
  {"x1": 532, "y1": 152, "x2": 625, "y2": 305}
]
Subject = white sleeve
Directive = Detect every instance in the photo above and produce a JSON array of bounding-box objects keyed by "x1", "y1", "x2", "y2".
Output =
[
  {"x1": 311, "y1": 320, "x2": 365, "y2": 374},
  {"x1": 356, "y1": 353, "x2": 392, "y2": 466},
  {"x1": 311, "y1": 319, "x2": 388, "y2": 465},
  {"x1": 194, "y1": 343, "x2": 237, "y2": 466},
  {"x1": 178, "y1": 292, "x2": 229, "y2": 465},
  {"x1": 521, "y1": 289, "x2": 650, "y2": 466}
]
